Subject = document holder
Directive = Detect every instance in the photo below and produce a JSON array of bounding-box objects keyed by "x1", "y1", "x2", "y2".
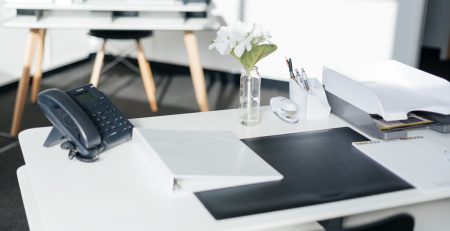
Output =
[
  {"x1": 195, "y1": 127, "x2": 413, "y2": 220},
  {"x1": 323, "y1": 60, "x2": 450, "y2": 140}
]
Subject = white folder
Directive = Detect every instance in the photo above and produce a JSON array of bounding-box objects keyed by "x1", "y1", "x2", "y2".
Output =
[{"x1": 132, "y1": 128, "x2": 283, "y2": 194}]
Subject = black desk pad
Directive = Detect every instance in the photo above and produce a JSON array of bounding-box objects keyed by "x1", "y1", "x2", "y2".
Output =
[{"x1": 195, "y1": 127, "x2": 413, "y2": 220}]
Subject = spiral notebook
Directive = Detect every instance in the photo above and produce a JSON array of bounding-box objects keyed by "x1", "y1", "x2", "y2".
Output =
[{"x1": 353, "y1": 137, "x2": 450, "y2": 190}]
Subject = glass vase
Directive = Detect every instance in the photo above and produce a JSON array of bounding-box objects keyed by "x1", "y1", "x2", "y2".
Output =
[{"x1": 239, "y1": 66, "x2": 261, "y2": 126}]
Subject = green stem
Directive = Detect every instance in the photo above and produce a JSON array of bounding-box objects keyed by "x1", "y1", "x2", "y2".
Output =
[{"x1": 246, "y1": 72, "x2": 252, "y2": 122}]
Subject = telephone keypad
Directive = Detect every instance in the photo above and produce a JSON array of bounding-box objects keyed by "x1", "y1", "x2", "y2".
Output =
[{"x1": 82, "y1": 98, "x2": 133, "y2": 140}]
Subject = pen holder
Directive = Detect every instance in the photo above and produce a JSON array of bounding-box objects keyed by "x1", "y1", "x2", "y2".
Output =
[{"x1": 289, "y1": 78, "x2": 331, "y2": 120}]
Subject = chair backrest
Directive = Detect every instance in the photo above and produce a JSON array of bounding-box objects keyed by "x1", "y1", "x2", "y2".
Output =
[
  {"x1": 88, "y1": 30, "x2": 153, "y2": 40},
  {"x1": 319, "y1": 214, "x2": 414, "y2": 231},
  {"x1": 346, "y1": 214, "x2": 414, "y2": 231}
]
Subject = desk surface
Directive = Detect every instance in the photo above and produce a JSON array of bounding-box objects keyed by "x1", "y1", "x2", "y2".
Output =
[{"x1": 17, "y1": 107, "x2": 450, "y2": 231}]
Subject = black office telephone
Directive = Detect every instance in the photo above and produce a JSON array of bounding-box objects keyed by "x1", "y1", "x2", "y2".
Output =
[{"x1": 38, "y1": 84, "x2": 133, "y2": 162}]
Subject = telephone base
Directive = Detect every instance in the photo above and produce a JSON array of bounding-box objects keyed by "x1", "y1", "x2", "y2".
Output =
[
  {"x1": 68, "y1": 149, "x2": 99, "y2": 163},
  {"x1": 44, "y1": 127, "x2": 65, "y2": 147}
]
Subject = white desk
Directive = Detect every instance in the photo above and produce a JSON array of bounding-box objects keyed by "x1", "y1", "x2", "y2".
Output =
[
  {"x1": 17, "y1": 107, "x2": 450, "y2": 231},
  {"x1": 3, "y1": 1, "x2": 210, "y2": 12},
  {"x1": 2, "y1": 1, "x2": 220, "y2": 30},
  {"x1": 2, "y1": 1, "x2": 221, "y2": 136}
]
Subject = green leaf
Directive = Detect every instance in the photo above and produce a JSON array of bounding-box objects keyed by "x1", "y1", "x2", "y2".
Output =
[{"x1": 239, "y1": 44, "x2": 278, "y2": 71}]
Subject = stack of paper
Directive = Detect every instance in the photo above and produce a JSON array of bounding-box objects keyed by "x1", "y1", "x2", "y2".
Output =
[{"x1": 132, "y1": 128, "x2": 283, "y2": 194}]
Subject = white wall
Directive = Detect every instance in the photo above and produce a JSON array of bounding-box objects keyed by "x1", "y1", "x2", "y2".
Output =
[{"x1": 243, "y1": 0, "x2": 399, "y2": 81}]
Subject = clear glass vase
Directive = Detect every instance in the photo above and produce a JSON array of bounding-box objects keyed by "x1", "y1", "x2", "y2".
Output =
[{"x1": 239, "y1": 66, "x2": 261, "y2": 126}]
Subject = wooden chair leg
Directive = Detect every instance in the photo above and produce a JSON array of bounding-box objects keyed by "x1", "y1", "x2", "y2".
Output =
[
  {"x1": 90, "y1": 39, "x2": 106, "y2": 87},
  {"x1": 30, "y1": 29, "x2": 47, "y2": 103},
  {"x1": 10, "y1": 29, "x2": 39, "y2": 137},
  {"x1": 136, "y1": 40, "x2": 158, "y2": 112},
  {"x1": 183, "y1": 31, "x2": 209, "y2": 112}
]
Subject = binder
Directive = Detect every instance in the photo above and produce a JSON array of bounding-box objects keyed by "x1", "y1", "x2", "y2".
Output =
[
  {"x1": 132, "y1": 128, "x2": 283, "y2": 194},
  {"x1": 353, "y1": 137, "x2": 450, "y2": 190}
]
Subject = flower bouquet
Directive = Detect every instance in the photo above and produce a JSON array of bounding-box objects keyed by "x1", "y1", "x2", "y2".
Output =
[{"x1": 210, "y1": 21, "x2": 277, "y2": 125}]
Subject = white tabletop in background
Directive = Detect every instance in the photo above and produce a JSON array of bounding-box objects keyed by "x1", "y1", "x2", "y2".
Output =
[
  {"x1": 2, "y1": 16, "x2": 221, "y2": 30},
  {"x1": 17, "y1": 107, "x2": 450, "y2": 231},
  {"x1": 1, "y1": 1, "x2": 220, "y2": 30},
  {"x1": 3, "y1": 1, "x2": 208, "y2": 12}
]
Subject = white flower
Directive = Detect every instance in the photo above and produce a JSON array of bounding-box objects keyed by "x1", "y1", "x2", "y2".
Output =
[
  {"x1": 210, "y1": 21, "x2": 273, "y2": 58},
  {"x1": 208, "y1": 26, "x2": 235, "y2": 55},
  {"x1": 251, "y1": 24, "x2": 272, "y2": 44},
  {"x1": 209, "y1": 21, "x2": 253, "y2": 57},
  {"x1": 234, "y1": 21, "x2": 254, "y2": 35},
  {"x1": 233, "y1": 35, "x2": 253, "y2": 57}
]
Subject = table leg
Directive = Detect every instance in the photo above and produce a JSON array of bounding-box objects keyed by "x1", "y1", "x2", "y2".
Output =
[
  {"x1": 136, "y1": 40, "x2": 158, "y2": 113},
  {"x1": 183, "y1": 31, "x2": 209, "y2": 112},
  {"x1": 30, "y1": 29, "x2": 47, "y2": 103},
  {"x1": 90, "y1": 39, "x2": 107, "y2": 87},
  {"x1": 10, "y1": 29, "x2": 39, "y2": 137}
]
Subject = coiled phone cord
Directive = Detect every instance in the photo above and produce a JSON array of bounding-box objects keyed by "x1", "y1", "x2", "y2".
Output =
[{"x1": 61, "y1": 141, "x2": 100, "y2": 163}]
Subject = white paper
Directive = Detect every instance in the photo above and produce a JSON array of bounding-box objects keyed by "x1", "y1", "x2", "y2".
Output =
[{"x1": 353, "y1": 138, "x2": 450, "y2": 190}]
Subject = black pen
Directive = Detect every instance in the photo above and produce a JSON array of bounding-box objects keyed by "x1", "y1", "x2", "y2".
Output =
[{"x1": 285, "y1": 57, "x2": 296, "y2": 81}]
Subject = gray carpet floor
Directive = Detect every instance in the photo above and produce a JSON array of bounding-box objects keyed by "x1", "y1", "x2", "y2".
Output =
[{"x1": 0, "y1": 59, "x2": 288, "y2": 231}]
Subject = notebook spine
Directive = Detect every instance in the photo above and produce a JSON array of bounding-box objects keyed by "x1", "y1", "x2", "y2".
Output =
[{"x1": 132, "y1": 129, "x2": 175, "y2": 194}]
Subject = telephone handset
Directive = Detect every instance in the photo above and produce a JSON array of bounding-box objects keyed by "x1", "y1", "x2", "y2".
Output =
[{"x1": 38, "y1": 84, "x2": 133, "y2": 162}]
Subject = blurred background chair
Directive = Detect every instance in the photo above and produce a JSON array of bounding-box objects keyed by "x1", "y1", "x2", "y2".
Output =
[
  {"x1": 319, "y1": 214, "x2": 414, "y2": 231},
  {"x1": 88, "y1": 29, "x2": 158, "y2": 113}
]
